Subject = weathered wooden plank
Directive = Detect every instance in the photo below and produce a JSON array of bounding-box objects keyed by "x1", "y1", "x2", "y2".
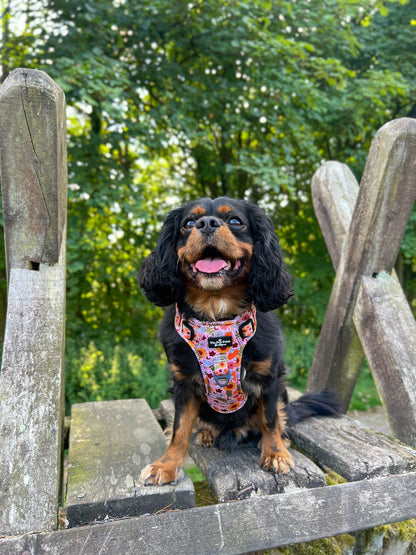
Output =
[
  {"x1": 159, "y1": 398, "x2": 326, "y2": 501},
  {"x1": 307, "y1": 118, "x2": 416, "y2": 411},
  {"x1": 0, "y1": 68, "x2": 67, "y2": 284},
  {"x1": 189, "y1": 441, "x2": 326, "y2": 502},
  {"x1": 309, "y1": 161, "x2": 366, "y2": 411},
  {"x1": 310, "y1": 159, "x2": 416, "y2": 440},
  {"x1": 354, "y1": 272, "x2": 416, "y2": 447},
  {"x1": 288, "y1": 415, "x2": 416, "y2": 482},
  {"x1": 0, "y1": 266, "x2": 66, "y2": 535},
  {"x1": 311, "y1": 161, "x2": 359, "y2": 269},
  {"x1": 2, "y1": 472, "x2": 416, "y2": 554},
  {"x1": 66, "y1": 399, "x2": 195, "y2": 527}
]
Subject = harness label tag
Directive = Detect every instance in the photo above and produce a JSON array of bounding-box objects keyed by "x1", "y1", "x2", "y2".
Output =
[{"x1": 208, "y1": 336, "x2": 233, "y2": 349}]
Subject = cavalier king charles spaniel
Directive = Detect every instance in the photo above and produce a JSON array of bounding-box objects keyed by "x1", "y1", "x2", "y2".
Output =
[{"x1": 138, "y1": 197, "x2": 339, "y2": 485}]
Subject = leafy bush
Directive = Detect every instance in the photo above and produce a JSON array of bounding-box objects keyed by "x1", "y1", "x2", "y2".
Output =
[
  {"x1": 284, "y1": 327, "x2": 317, "y2": 391},
  {"x1": 65, "y1": 336, "x2": 169, "y2": 415},
  {"x1": 283, "y1": 327, "x2": 381, "y2": 411}
]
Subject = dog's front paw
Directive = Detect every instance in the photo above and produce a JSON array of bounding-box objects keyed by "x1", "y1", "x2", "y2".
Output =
[
  {"x1": 260, "y1": 449, "x2": 294, "y2": 474},
  {"x1": 140, "y1": 459, "x2": 184, "y2": 486}
]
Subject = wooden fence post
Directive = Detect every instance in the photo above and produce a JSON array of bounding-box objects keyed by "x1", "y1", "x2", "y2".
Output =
[
  {"x1": 0, "y1": 68, "x2": 67, "y2": 534},
  {"x1": 0, "y1": 68, "x2": 66, "y2": 284},
  {"x1": 354, "y1": 272, "x2": 416, "y2": 446},
  {"x1": 307, "y1": 118, "x2": 416, "y2": 412}
]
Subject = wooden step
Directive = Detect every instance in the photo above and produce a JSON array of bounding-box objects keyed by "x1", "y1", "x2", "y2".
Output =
[
  {"x1": 66, "y1": 399, "x2": 195, "y2": 527},
  {"x1": 158, "y1": 399, "x2": 326, "y2": 502},
  {"x1": 189, "y1": 442, "x2": 326, "y2": 502},
  {"x1": 289, "y1": 415, "x2": 416, "y2": 481}
]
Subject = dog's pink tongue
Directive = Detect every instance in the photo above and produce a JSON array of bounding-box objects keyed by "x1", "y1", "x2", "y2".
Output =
[{"x1": 195, "y1": 257, "x2": 228, "y2": 274}]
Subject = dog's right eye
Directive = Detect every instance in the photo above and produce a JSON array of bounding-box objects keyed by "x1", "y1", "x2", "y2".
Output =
[{"x1": 184, "y1": 219, "x2": 196, "y2": 229}]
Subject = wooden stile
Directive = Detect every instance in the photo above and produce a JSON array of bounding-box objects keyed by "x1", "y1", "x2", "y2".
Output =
[
  {"x1": 0, "y1": 69, "x2": 67, "y2": 535},
  {"x1": 307, "y1": 118, "x2": 416, "y2": 411},
  {"x1": 1, "y1": 68, "x2": 416, "y2": 552},
  {"x1": 309, "y1": 154, "x2": 416, "y2": 446}
]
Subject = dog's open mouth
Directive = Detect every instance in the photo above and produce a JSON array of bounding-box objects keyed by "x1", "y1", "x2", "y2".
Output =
[{"x1": 190, "y1": 249, "x2": 243, "y2": 277}]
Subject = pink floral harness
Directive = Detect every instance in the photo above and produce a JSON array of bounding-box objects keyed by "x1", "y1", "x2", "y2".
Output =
[{"x1": 175, "y1": 305, "x2": 257, "y2": 413}]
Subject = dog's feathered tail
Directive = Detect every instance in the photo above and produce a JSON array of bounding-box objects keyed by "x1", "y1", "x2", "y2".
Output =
[{"x1": 287, "y1": 390, "x2": 341, "y2": 426}]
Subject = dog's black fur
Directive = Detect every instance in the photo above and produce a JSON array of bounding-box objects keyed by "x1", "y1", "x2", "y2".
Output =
[{"x1": 138, "y1": 197, "x2": 339, "y2": 485}]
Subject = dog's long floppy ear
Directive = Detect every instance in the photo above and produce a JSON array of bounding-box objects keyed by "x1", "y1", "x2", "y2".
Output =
[
  {"x1": 138, "y1": 208, "x2": 184, "y2": 307},
  {"x1": 246, "y1": 204, "x2": 293, "y2": 312}
]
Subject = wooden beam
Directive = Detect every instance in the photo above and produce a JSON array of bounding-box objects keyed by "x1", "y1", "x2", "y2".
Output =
[
  {"x1": 289, "y1": 415, "x2": 416, "y2": 481},
  {"x1": 0, "y1": 69, "x2": 67, "y2": 535},
  {"x1": 354, "y1": 272, "x2": 416, "y2": 447},
  {"x1": 1, "y1": 473, "x2": 416, "y2": 554},
  {"x1": 0, "y1": 266, "x2": 66, "y2": 535},
  {"x1": 307, "y1": 118, "x2": 416, "y2": 410},
  {"x1": 308, "y1": 158, "x2": 416, "y2": 443},
  {"x1": 66, "y1": 400, "x2": 194, "y2": 527},
  {"x1": 0, "y1": 68, "x2": 67, "y2": 285},
  {"x1": 311, "y1": 161, "x2": 359, "y2": 270}
]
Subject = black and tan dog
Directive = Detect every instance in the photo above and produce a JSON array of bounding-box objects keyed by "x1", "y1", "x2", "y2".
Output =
[{"x1": 138, "y1": 197, "x2": 339, "y2": 485}]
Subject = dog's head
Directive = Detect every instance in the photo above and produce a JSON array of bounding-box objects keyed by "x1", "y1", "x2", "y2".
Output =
[{"x1": 138, "y1": 197, "x2": 292, "y2": 317}]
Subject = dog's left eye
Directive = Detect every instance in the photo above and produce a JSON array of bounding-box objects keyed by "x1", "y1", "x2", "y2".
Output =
[{"x1": 229, "y1": 217, "x2": 242, "y2": 226}]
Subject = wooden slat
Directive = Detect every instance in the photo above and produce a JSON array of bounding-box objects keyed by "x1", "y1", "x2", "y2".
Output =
[
  {"x1": 289, "y1": 415, "x2": 416, "y2": 481},
  {"x1": 159, "y1": 398, "x2": 325, "y2": 502},
  {"x1": 189, "y1": 442, "x2": 326, "y2": 502},
  {"x1": 354, "y1": 272, "x2": 416, "y2": 447},
  {"x1": 0, "y1": 68, "x2": 67, "y2": 285},
  {"x1": 0, "y1": 266, "x2": 66, "y2": 535},
  {"x1": 2, "y1": 472, "x2": 416, "y2": 554},
  {"x1": 307, "y1": 118, "x2": 416, "y2": 411},
  {"x1": 66, "y1": 399, "x2": 195, "y2": 527}
]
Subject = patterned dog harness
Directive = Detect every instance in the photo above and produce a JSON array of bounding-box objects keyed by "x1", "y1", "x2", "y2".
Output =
[{"x1": 175, "y1": 305, "x2": 257, "y2": 413}]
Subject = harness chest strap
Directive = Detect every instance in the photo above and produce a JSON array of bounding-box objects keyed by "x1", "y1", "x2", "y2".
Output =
[{"x1": 175, "y1": 305, "x2": 257, "y2": 413}]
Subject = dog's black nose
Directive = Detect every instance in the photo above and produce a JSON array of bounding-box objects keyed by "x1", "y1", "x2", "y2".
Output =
[{"x1": 196, "y1": 216, "x2": 222, "y2": 234}]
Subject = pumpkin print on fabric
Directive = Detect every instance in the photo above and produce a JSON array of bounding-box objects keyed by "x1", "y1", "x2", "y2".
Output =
[{"x1": 175, "y1": 305, "x2": 257, "y2": 413}]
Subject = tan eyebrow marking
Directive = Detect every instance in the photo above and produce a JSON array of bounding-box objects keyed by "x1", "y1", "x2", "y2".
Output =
[
  {"x1": 191, "y1": 206, "x2": 206, "y2": 216},
  {"x1": 217, "y1": 205, "x2": 233, "y2": 214}
]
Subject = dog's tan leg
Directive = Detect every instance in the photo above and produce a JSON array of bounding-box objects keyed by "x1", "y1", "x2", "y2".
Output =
[
  {"x1": 259, "y1": 400, "x2": 293, "y2": 473},
  {"x1": 140, "y1": 397, "x2": 200, "y2": 485}
]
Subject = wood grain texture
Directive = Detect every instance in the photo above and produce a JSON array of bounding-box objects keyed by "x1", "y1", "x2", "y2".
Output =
[
  {"x1": 0, "y1": 68, "x2": 67, "y2": 535},
  {"x1": 288, "y1": 415, "x2": 416, "y2": 482},
  {"x1": 0, "y1": 68, "x2": 67, "y2": 284},
  {"x1": 0, "y1": 266, "x2": 66, "y2": 535},
  {"x1": 189, "y1": 441, "x2": 326, "y2": 502},
  {"x1": 354, "y1": 272, "x2": 416, "y2": 447},
  {"x1": 307, "y1": 118, "x2": 416, "y2": 410},
  {"x1": 311, "y1": 161, "x2": 359, "y2": 270},
  {"x1": 66, "y1": 399, "x2": 194, "y2": 527},
  {"x1": 2, "y1": 472, "x2": 416, "y2": 554}
]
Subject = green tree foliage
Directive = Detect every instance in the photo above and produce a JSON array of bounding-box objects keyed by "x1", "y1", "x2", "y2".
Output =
[{"x1": 1, "y1": 0, "x2": 416, "y2": 409}]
